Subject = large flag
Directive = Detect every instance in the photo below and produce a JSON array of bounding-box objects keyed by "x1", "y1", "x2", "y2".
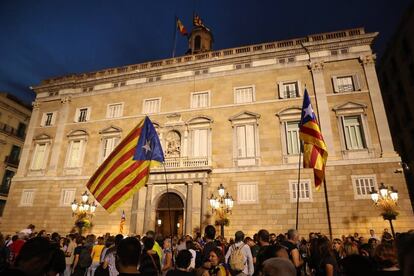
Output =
[
  {"x1": 87, "y1": 116, "x2": 164, "y2": 213},
  {"x1": 193, "y1": 13, "x2": 210, "y2": 31},
  {"x1": 299, "y1": 89, "x2": 328, "y2": 190},
  {"x1": 119, "y1": 210, "x2": 126, "y2": 234},
  {"x1": 176, "y1": 17, "x2": 188, "y2": 36}
]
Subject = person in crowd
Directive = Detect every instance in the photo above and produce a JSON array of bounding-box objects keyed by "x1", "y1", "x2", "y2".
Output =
[
  {"x1": 208, "y1": 247, "x2": 228, "y2": 276},
  {"x1": 71, "y1": 236, "x2": 87, "y2": 276},
  {"x1": 0, "y1": 234, "x2": 10, "y2": 273},
  {"x1": 50, "y1": 232, "x2": 61, "y2": 248},
  {"x1": 36, "y1": 230, "x2": 47, "y2": 238},
  {"x1": 225, "y1": 231, "x2": 254, "y2": 276},
  {"x1": 314, "y1": 236, "x2": 339, "y2": 276},
  {"x1": 162, "y1": 238, "x2": 173, "y2": 275},
  {"x1": 8, "y1": 232, "x2": 26, "y2": 265},
  {"x1": 369, "y1": 229, "x2": 379, "y2": 241},
  {"x1": 146, "y1": 230, "x2": 163, "y2": 263},
  {"x1": 269, "y1": 233, "x2": 276, "y2": 245},
  {"x1": 342, "y1": 241, "x2": 359, "y2": 257},
  {"x1": 139, "y1": 237, "x2": 161, "y2": 276},
  {"x1": 19, "y1": 224, "x2": 35, "y2": 236},
  {"x1": 90, "y1": 236, "x2": 105, "y2": 276},
  {"x1": 115, "y1": 237, "x2": 141, "y2": 276},
  {"x1": 396, "y1": 231, "x2": 414, "y2": 276},
  {"x1": 176, "y1": 237, "x2": 187, "y2": 252},
  {"x1": 262, "y1": 257, "x2": 296, "y2": 276},
  {"x1": 374, "y1": 242, "x2": 402, "y2": 275},
  {"x1": 200, "y1": 225, "x2": 217, "y2": 269},
  {"x1": 1, "y1": 237, "x2": 65, "y2": 276},
  {"x1": 166, "y1": 249, "x2": 195, "y2": 276},
  {"x1": 280, "y1": 229, "x2": 303, "y2": 276},
  {"x1": 103, "y1": 234, "x2": 124, "y2": 276},
  {"x1": 332, "y1": 238, "x2": 343, "y2": 262},
  {"x1": 254, "y1": 229, "x2": 270, "y2": 276},
  {"x1": 64, "y1": 234, "x2": 76, "y2": 276},
  {"x1": 244, "y1": 237, "x2": 259, "y2": 266},
  {"x1": 186, "y1": 240, "x2": 197, "y2": 269},
  {"x1": 339, "y1": 254, "x2": 376, "y2": 276}
]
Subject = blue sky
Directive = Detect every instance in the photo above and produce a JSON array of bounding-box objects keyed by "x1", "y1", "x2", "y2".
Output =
[{"x1": 0, "y1": 0, "x2": 411, "y2": 104}]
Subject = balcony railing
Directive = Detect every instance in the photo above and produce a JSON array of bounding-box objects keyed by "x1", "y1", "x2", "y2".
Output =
[
  {"x1": 0, "y1": 123, "x2": 25, "y2": 140},
  {"x1": 162, "y1": 157, "x2": 210, "y2": 169},
  {"x1": 4, "y1": 156, "x2": 19, "y2": 168}
]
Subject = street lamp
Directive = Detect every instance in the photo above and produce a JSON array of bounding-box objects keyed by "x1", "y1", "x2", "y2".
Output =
[
  {"x1": 70, "y1": 191, "x2": 97, "y2": 234},
  {"x1": 208, "y1": 184, "x2": 234, "y2": 238},
  {"x1": 370, "y1": 183, "x2": 399, "y2": 238}
]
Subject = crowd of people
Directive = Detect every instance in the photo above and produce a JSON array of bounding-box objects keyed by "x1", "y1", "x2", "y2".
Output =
[{"x1": 0, "y1": 223, "x2": 413, "y2": 276}]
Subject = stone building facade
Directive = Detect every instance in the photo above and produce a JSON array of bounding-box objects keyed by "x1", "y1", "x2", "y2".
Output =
[
  {"x1": 1, "y1": 27, "x2": 413, "y2": 237},
  {"x1": 0, "y1": 93, "x2": 31, "y2": 219},
  {"x1": 378, "y1": 2, "x2": 414, "y2": 208}
]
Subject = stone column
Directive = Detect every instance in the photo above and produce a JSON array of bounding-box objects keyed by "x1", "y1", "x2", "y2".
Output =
[
  {"x1": 360, "y1": 54, "x2": 396, "y2": 157},
  {"x1": 48, "y1": 96, "x2": 71, "y2": 175},
  {"x1": 309, "y1": 62, "x2": 336, "y2": 156},
  {"x1": 200, "y1": 181, "x2": 208, "y2": 233},
  {"x1": 185, "y1": 182, "x2": 193, "y2": 235},
  {"x1": 16, "y1": 101, "x2": 41, "y2": 177},
  {"x1": 143, "y1": 184, "x2": 153, "y2": 234},
  {"x1": 129, "y1": 191, "x2": 139, "y2": 235}
]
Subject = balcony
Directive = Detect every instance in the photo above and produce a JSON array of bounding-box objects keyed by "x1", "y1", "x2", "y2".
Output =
[
  {"x1": 153, "y1": 157, "x2": 211, "y2": 171},
  {"x1": 4, "y1": 156, "x2": 19, "y2": 168},
  {"x1": 0, "y1": 123, "x2": 25, "y2": 140}
]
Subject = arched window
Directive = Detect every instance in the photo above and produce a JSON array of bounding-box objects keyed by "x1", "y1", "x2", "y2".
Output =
[{"x1": 194, "y1": 35, "x2": 201, "y2": 50}]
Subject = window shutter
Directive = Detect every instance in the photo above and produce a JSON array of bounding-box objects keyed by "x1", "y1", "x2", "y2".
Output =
[
  {"x1": 74, "y1": 109, "x2": 79, "y2": 122},
  {"x1": 278, "y1": 82, "x2": 284, "y2": 99},
  {"x1": 51, "y1": 112, "x2": 57, "y2": 125},
  {"x1": 332, "y1": 76, "x2": 339, "y2": 93},
  {"x1": 353, "y1": 74, "x2": 361, "y2": 91},
  {"x1": 86, "y1": 108, "x2": 91, "y2": 121},
  {"x1": 297, "y1": 81, "x2": 302, "y2": 96}
]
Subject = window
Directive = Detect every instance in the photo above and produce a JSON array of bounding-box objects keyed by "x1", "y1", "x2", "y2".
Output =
[
  {"x1": 191, "y1": 91, "x2": 210, "y2": 108},
  {"x1": 234, "y1": 86, "x2": 254, "y2": 104},
  {"x1": 0, "y1": 200, "x2": 5, "y2": 216},
  {"x1": 194, "y1": 35, "x2": 201, "y2": 50},
  {"x1": 278, "y1": 81, "x2": 301, "y2": 99},
  {"x1": 289, "y1": 180, "x2": 312, "y2": 202},
  {"x1": 75, "y1": 107, "x2": 90, "y2": 122},
  {"x1": 60, "y1": 189, "x2": 76, "y2": 206},
  {"x1": 229, "y1": 111, "x2": 260, "y2": 166},
  {"x1": 191, "y1": 129, "x2": 208, "y2": 157},
  {"x1": 343, "y1": 116, "x2": 366, "y2": 150},
  {"x1": 31, "y1": 143, "x2": 48, "y2": 170},
  {"x1": 143, "y1": 98, "x2": 160, "y2": 114},
  {"x1": 20, "y1": 189, "x2": 35, "y2": 206},
  {"x1": 237, "y1": 183, "x2": 258, "y2": 204},
  {"x1": 41, "y1": 112, "x2": 56, "y2": 126},
  {"x1": 17, "y1": 123, "x2": 26, "y2": 138},
  {"x1": 102, "y1": 137, "x2": 119, "y2": 161},
  {"x1": 352, "y1": 175, "x2": 377, "y2": 199},
  {"x1": 286, "y1": 121, "x2": 300, "y2": 155},
  {"x1": 64, "y1": 130, "x2": 88, "y2": 172},
  {"x1": 332, "y1": 75, "x2": 360, "y2": 93},
  {"x1": 107, "y1": 103, "x2": 123, "y2": 118},
  {"x1": 0, "y1": 170, "x2": 14, "y2": 194},
  {"x1": 9, "y1": 145, "x2": 21, "y2": 164}
]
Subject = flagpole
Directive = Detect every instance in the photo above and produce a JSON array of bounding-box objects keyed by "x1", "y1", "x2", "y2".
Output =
[
  {"x1": 295, "y1": 141, "x2": 303, "y2": 230},
  {"x1": 172, "y1": 16, "x2": 178, "y2": 58},
  {"x1": 301, "y1": 42, "x2": 333, "y2": 240},
  {"x1": 162, "y1": 162, "x2": 175, "y2": 266}
]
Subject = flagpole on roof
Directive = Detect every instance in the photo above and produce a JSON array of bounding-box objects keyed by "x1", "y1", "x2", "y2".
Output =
[{"x1": 172, "y1": 15, "x2": 178, "y2": 58}]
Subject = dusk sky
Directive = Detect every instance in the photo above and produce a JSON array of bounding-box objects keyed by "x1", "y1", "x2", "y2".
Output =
[{"x1": 0, "y1": 0, "x2": 411, "y2": 104}]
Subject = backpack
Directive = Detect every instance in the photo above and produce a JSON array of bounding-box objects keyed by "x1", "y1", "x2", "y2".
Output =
[
  {"x1": 228, "y1": 244, "x2": 246, "y2": 272},
  {"x1": 78, "y1": 246, "x2": 93, "y2": 268}
]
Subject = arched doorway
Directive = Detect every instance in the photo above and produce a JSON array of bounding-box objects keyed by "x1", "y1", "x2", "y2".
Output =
[{"x1": 155, "y1": 192, "x2": 184, "y2": 237}]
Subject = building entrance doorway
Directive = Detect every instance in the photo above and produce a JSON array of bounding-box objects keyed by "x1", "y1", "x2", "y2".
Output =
[{"x1": 155, "y1": 192, "x2": 184, "y2": 237}]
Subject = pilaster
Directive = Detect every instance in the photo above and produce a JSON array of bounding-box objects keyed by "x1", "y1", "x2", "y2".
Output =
[
  {"x1": 185, "y1": 182, "x2": 193, "y2": 235},
  {"x1": 200, "y1": 181, "x2": 208, "y2": 233},
  {"x1": 129, "y1": 191, "x2": 140, "y2": 234},
  {"x1": 309, "y1": 62, "x2": 336, "y2": 157},
  {"x1": 359, "y1": 54, "x2": 396, "y2": 157},
  {"x1": 143, "y1": 184, "x2": 153, "y2": 234}
]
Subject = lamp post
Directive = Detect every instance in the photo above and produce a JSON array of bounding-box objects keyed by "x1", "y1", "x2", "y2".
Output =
[
  {"x1": 208, "y1": 183, "x2": 234, "y2": 238},
  {"x1": 70, "y1": 191, "x2": 97, "y2": 234},
  {"x1": 370, "y1": 183, "x2": 399, "y2": 238}
]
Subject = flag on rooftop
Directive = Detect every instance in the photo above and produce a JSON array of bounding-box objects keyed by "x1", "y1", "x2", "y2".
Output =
[
  {"x1": 176, "y1": 17, "x2": 188, "y2": 36},
  {"x1": 86, "y1": 116, "x2": 164, "y2": 213},
  {"x1": 299, "y1": 89, "x2": 328, "y2": 190},
  {"x1": 193, "y1": 13, "x2": 210, "y2": 31}
]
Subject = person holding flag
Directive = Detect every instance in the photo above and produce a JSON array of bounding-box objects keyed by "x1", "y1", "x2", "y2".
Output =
[
  {"x1": 119, "y1": 211, "x2": 126, "y2": 234},
  {"x1": 86, "y1": 116, "x2": 164, "y2": 213}
]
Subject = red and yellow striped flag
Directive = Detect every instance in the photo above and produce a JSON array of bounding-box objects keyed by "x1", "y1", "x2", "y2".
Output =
[
  {"x1": 299, "y1": 89, "x2": 328, "y2": 190},
  {"x1": 86, "y1": 117, "x2": 164, "y2": 213},
  {"x1": 119, "y1": 210, "x2": 126, "y2": 234},
  {"x1": 176, "y1": 18, "x2": 188, "y2": 36}
]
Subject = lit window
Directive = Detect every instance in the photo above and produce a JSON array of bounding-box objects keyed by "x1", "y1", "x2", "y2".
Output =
[
  {"x1": 64, "y1": 130, "x2": 88, "y2": 171},
  {"x1": 191, "y1": 129, "x2": 208, "y2": 157},
  {"x1": 107, "y1": 103, "x2": 123, "y2": 118},
  {"x1": 234, "y1": 86, "x2": 254, "y2": 104},
  {"x1": 143, "y1": 98, "x2": 160, "y2": 114},
  {"x1": 66, "y1": 140, "x2": 83, "y2": 168},
  {"x1": 31, "y1": 143, "x2": 48, "y2": 170},
  {"x1": 289, "y1": 180, "x2": 312, "y2": 202},
  {"x1": 343, "y1": 116, "x2": 366, "y2": 150},
  {"x1": 191, "y1": 91, "x2": 210, "y2": 108},
  {"x1": 352, "y1": 175, "x2": 377, "y2": 199},
  {"x1": 236, "y1": 125, "x2": 256, "y2": 158}
]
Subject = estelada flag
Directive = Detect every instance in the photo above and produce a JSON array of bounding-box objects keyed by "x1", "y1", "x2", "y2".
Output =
[
  {"x1": 87, "y1": 116, "x2": 164, "y2": 213},
  {"x1": 176, "y1": 18, "x2": 188, "y2": 36},
  {"x1": 119, "y1": 210, "x2": 126, "y2": 234},
  {"x1": 299, "y1": 89, "x2": 328, "y2": 190}
]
